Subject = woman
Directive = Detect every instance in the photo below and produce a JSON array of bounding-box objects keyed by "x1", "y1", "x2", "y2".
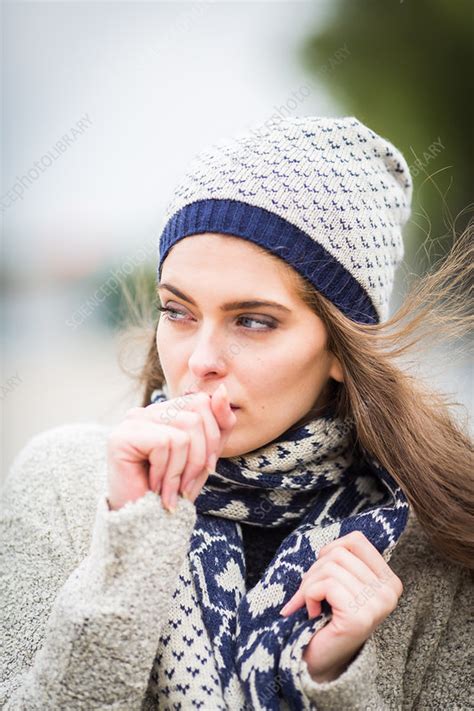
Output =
[{"x1": 1, "y1": 116, "x2": 472, "y2": 710}]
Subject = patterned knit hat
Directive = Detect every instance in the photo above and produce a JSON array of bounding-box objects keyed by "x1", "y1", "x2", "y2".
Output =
[{"x1": 157, "y1": 116, "x2": 412, "y2": 324}]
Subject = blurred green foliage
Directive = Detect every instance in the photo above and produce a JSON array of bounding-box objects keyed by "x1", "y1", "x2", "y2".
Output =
[
  {"x1": 299, "y1": 0, "x2": 473, "y2": 271},
  {"x1": 97, "y1": 262, "x2": 159, "y2": 329}
]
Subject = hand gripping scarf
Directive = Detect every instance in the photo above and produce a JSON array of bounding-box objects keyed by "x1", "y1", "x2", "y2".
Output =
[{"x1": 150, "y1": 388, "x2": 409, "y2": 710}]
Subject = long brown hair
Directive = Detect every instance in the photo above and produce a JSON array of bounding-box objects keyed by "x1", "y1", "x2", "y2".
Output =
[{"x1": 117, "y1": 220, "x2": 473, "y2": 570}]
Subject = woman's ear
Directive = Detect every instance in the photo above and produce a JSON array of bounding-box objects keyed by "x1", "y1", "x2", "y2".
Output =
[{"x1": 328, "y1": 354, "x2": 344, "y2": 383}]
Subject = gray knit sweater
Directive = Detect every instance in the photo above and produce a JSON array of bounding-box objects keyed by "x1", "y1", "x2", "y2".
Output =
[{"x1": 0, "y1": 423, "x2": 472, "y2": 710}]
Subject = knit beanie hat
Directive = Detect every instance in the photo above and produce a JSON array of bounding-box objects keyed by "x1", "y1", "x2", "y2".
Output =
[{"x1": 156, "y1": 116, "x2": 413, "y2": 324}]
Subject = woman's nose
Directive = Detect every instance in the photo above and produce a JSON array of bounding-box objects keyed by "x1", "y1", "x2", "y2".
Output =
[{"x1": 187, "y1": 331, "x2": 227, "y2": 378}]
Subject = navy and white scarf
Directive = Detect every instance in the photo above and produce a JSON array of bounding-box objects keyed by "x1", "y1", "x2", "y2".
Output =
[{"x1": 150, "y1": 387, "x2": 409, "y2": 709}]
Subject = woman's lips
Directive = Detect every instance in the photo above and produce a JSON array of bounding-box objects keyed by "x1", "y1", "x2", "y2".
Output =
[{"x1": 184, "y1": 390, "x2": 240, "y2": 409}]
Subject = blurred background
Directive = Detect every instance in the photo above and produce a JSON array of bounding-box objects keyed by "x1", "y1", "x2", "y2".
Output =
[{"x1": 2, "y1": 0, "x2": 473, "y2": 483}]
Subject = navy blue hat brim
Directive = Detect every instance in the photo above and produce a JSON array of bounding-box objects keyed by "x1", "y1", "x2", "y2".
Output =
[{"x1": 157, "y1": 198, "x2": 379, "y2": 325}]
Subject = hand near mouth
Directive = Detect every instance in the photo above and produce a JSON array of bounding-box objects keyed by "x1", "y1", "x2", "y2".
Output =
[{"x1": 106, "y1": 384, "x2": 237, "y2": 512}]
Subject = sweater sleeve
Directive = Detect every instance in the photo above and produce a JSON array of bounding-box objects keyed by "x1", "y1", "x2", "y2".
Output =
[
  {"x1": 295, "y1": 636, "x2": 389, "y2": 711},
  {"x1": 414, "y1": 565, "x2": 473, "y2": 709},
  {"x1": 0, "y1": 425, "x2": 197, "y2": 710},
  {"x1": 284, "y1": 540, "x2": 472, "y2": 710}
]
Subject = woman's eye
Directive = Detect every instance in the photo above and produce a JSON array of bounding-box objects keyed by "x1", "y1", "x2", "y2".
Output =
[
  {"x1": 236, "y1": 315, "x2": 276, "y2": 331},
  {"x1": 157, "y1": 306, "x2": 276, "y2": 331},
  {"x1": 158, "y1": 306, "x2": 187, "y2": 321}
]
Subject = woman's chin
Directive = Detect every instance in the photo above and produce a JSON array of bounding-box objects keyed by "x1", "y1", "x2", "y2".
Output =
[
  {"x1": 220, "y1": 435, "x2": 265, "y2": 459},
  {"x1": 219, "y1": 434, "x2": 252, "y2": 459}
]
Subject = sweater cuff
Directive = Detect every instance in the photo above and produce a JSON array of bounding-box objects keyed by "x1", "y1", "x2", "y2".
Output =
[
  {"x1": 89, "y1": 489, "x2": 197, "y2": 593},
  {"x1": 298, "y1": 637, "x2": 387, "y2": 711}
]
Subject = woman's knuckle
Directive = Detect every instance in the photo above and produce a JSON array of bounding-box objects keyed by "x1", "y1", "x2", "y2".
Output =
[
  {"x1": 389, "y1": 595, "x2": 400, "y2": 612},
  {"x1": 323, "y1": 579, "x2": 338, "y2": 596},
  {"x1": 152, "y1": 433, "x2": 168, "y2": 450},
  {"x1": 379, "y1": 584, "x2": 399, "y2": 610},
  {"x1": 389, "y1": 586, "x2": 401, "y2": 608},
  {"x1": 193, "y1": 392, "x2": 210, "y2": 407},
  {"x1": 174, "y1": 430, "x2": 190, "y2": 447},
  {"x1": 156, "y1": 409, "x2": 170, "y2": 424},
  {"x1": 185, "y1": 411, "x2": 202, "y2": 426},
  {"x1": 189, "y1": 459, "x2": 207, "y2": 476},
  {"x1": 394, "y1": 575, "x2": 404, "y2": 597},
  {"x1": 320, "y1": 561, "x2": 339, "y2": 578},
  {"x1": 330, "y1": 547, "x2": 349, "y2": 565}
]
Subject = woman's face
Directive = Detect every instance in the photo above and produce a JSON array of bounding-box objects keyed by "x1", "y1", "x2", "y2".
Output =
[{"x1": 156, "y1": 232, "x2": 343, "y2": 457}]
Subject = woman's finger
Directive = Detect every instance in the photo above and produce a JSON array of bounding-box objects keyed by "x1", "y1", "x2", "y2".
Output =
[
  {"x1": 181, "y1": 392, "x2": 222, "y2": 469},
  {"x1": 176, "y1": 387, "x2": 237, "y2": 496},
  {"x1": 107, "y1": 419, "x2": 182, "y2": 510},
  {"x1": 171, "y1": 392, "x2": 222, "y2": 469},
  {"x1": 180, "y1": 387, "x2": 237, "y2": 502},
  {"x1": 148, "y1": 437, "x2": 172, "y2": 494},
  {"x1": 129, "y1": 395, "x2": 221, "y2": 486},
  {"x1": 281, "y1": 560, "x2": 360, "y2": 618},
  {"x1": 281, "y1": 575, "x2": 353, "y2": 620},
  {"x1": 120, "y1": 417, "x2": 191, "y2": 508},
  {"x1": 155, "y1": 410, "x2": 209, "y2": 496},
  {"x1": 301, "y1": 578, "x2": 366, "y2": 676},
  {"x1": 209, "y1": 384, "x2": 238, "y2": 438},
  {"x1": 305, "y1": 546, "x2": 384, "y2": 591},
  {"x1": 129, "y1": 394, "x2": 219, "y2": 468},
  {"x1": 142, "y1": 410, "x2": 208, "y2": 498},
  {"x1": 182, "y1": 467, "x2": 211, "y2": 504},
  {"x1": 125, "y1": 387, "x2": 237, "y2": 505},
  {"x1": 159, "y1": 429, "x2": 191, "y2": 511},
  {"x1": 318, "y1": 531, "x2": 402, "y2": 595}
]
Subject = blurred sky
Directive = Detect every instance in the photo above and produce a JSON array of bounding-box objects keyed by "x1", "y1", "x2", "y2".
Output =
[
  {"x1": 1, "y1": 1, "x2": 472, "y2": 481},
  {"x1": 2, "y1": 0, "x2": 342, "y2": 479},
  {"x1": 3, "y1": 0, "x2": 337, "y2": 277}
]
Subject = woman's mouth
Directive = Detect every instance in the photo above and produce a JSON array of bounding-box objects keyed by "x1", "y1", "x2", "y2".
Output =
[{"x1": 183, "y1": 390, "x2": 240, "y2": 410}]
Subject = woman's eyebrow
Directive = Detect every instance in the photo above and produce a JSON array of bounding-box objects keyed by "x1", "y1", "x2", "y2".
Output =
[{"x1": 157, "y1": 282, "x2": 291, "y2": 313}]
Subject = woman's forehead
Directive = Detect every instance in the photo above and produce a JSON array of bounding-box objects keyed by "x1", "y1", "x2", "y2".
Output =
[
  {"x1": 160, "y1": 232, "x2": 297, "y2": 280},
  {"x1": 162, "y1": 232, "x2": 298, "y2": 289}
]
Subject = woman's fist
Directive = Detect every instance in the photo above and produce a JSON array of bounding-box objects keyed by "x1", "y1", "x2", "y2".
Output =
[
  {"x1": 106, "y1": 384, "x2": 237, "y2": 511},
  {"x1": 280, "y1": 530, "x2": 403, "y2": 682}
]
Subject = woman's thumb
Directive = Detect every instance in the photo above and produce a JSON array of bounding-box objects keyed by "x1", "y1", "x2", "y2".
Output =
[{"x1": 211, "y1": 384, "x2": 237, "y2": 433}]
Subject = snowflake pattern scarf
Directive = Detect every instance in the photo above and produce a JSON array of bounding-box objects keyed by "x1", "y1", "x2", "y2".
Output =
[{"x1": 150, "y1": 388, "x2": 409, "y2": 710}]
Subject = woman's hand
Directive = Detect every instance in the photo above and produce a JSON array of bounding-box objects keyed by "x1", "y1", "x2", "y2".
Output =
[
  {"x1": 279, "y1": 530, "x2": 403, "y2": 682},
  {"x1": 106, "y1": 384, "x2": 237, "y2": 512}
]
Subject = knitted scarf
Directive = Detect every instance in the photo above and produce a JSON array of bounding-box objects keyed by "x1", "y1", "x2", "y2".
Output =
[{"x1": 150, "y1": 388, "x2": 409, "y2": 710}]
